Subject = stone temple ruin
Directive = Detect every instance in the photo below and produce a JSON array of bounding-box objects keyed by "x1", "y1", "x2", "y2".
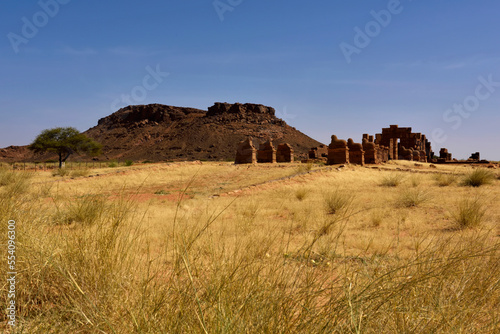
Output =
[
  {"x1": 235, "y1": 137, "x2": 257, "y2": 164},
  {"x1": 257, "y1": 140, "x2": 276, "y2": 163},
  {"x1": 236, "y1": 125, "x2": 487, "y2": 166},
  {"x1": 235, "y1": 137, "x2": 294, "y2": 164},
  {"x1": 325, "y1": 125, "x2": 433, "y2": 166}
]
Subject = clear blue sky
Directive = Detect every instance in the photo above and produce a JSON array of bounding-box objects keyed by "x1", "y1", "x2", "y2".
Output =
[{"x1": 1, "y1": 0, "x2": 499, "y2": 160}]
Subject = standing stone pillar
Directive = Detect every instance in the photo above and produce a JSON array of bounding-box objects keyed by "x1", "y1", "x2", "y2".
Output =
[
  {"x1": 362, "y1": 138, "x2": 378, "y2": 164},
  {"x1": 327, "y1": 135, "x2": 349, "y2": 165},
  {"x1": 276, "y1": 143, "x2": 294, "y2": 163},
  {"x1": 348, "y1": 138, "x2": 365, "y2": 165},
  {"x1": 257, "y1": 140, "x2": 276, "y2": 163},
  {"x1": 235, "y1": 137, "x2": 257, "y2": 164}
]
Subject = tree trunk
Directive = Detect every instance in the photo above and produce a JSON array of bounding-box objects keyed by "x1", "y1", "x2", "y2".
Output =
[{"x1": 59, "y1": 152, "x2": 71, "y2": 168}]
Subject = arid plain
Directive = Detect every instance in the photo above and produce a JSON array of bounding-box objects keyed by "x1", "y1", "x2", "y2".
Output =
[{"x1": 1, "y1": 160, "x2": 499, "y2": 333}]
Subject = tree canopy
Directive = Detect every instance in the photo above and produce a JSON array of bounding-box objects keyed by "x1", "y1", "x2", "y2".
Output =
[{"x1": 29, "y1": 127, "x2": 102, "y2": 168}]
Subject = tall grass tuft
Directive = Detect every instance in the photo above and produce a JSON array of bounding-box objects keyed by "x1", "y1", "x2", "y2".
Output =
[
  {"x1": 380, "y1": 173, "x2": 405, "y2": 187},
  {"x1": 461, "y1": 168, "x2": 495, "y2": 187},
  {"x1": 452, "y1": 196, "x2": 486, "y2": 229},
  {"x1": 434, "y1": 172, "x2": 457, "y2": 187},
  {"x1": 398, "y1": 188, "x2": 431, "y2": 208},
  {"x1": 295, "y1": 187, "x2": 308, "y2": 201},
  {"x1": 324, "y1": 189, "x2": 354, "y2": 215},
  {"x1": 70, "y1": 168, "x2": 90, "y2": 178},
  {"x1": 0, "y1": 169, "x2": 32, "y2": 194},
  {"x1": 52, "y1": 194, "x2": 107, "y2": 225},
  {"x1": 52, "y1": 168, "x2": 70, "y2": 177}
]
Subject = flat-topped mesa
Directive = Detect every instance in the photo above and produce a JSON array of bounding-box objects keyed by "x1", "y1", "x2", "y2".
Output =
[
  {"x1": 97, "y1": 104, "x2": 204, "y2": 128},
  {"x1": 207, "y1": 102, "x2": 276, "y2": 117}
]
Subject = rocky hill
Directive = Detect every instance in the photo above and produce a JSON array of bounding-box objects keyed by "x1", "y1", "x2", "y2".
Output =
[{"x1": 1, "y1": 103, "x2": 323, "y2": 162}]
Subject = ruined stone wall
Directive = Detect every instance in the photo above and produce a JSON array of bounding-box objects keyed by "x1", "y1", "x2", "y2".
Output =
[
  {"x1": 235, "y1": 137, "x2": 257, "y2": 164},
  {"x1": 327, "y1": 135, "x2": 349, "y2": 165},
  {"x1": 277, "y1": 143, "x2": 294, "y2": 163},
  {"x1": 257, "y1": 140, "x2": 276, "y2": 163}
]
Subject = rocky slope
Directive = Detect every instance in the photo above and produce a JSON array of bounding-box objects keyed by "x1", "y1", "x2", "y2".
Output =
[{"x1": 1, "y1": 102, "x2": 323, "y2": 162}]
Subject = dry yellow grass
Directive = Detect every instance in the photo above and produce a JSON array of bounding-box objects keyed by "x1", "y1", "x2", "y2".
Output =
[{"x1": 1, "y1": 161, "x2": 499, "y2": 333}]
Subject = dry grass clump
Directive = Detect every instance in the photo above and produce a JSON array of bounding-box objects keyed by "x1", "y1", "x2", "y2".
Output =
[
  {"x1": 397, "y1": 188, "x2": 431, "y2": 208},
  {"x1": 70, "y1": 168, "x2": 91, "y2": 178},
  {"x1": 369, "y1": 208, "x2": 385, "y2": 227},
  {"x1": 295, "y1": 162, "x2": 313, "y2": 174},
  {"x1": 52, "y1": 168, "x2": 71, "y2": 177},
  {"x1": 52, "y1": 194, "x2": 107, "y2": 225},
  {"x1": 461, "y1": 168, "x2": 495, "y2": 187},
  {"x1": 409, "y1": 174, "x2": 422, "y2": 187},
  {"x1": 452, "y1": 196, "x2": 486, "y2": 229},
  {"x1": 380, "y1": 173, "x2": 405, "y2": 187},
  {"x1": 295, "y1": 187, "x2": 308, "y2": 201},
  {"x1": 0, "y1": 170, "x2": 32, "y2": 194},
  {"x1": 323, "y1": 189, "x2": 354, "y2": 215},
  {"x1": 434, "y1": 172, "x2": 457, "y2": 186}
]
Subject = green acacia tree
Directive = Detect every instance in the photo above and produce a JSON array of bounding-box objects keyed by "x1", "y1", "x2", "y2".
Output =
[{"x1": 29, "y1": 127, "x2": 102, "y2": 168}]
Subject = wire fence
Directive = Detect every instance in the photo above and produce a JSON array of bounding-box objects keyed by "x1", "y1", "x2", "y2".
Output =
[{"x1": 1, "y1": 161, "x2": 135, "y2": 171}]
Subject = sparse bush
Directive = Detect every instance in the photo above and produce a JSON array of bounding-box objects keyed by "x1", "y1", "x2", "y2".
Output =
[
  {"x1": 154, "y1": 189, "x2": 169, "y2": 195},
  {"x1": 295, "y1": 188, "x2": 308, "y2": 201},
  {"x1": 324, "y1": 189, "x2": 353, "y2": 215},
  {"x1": 461, "y1": 168, "x2": 495, "y2": 187},
  {"x1": 453, "y1": 196, "x2": 486, "y2": 229},
  {"x1": 398, "y1": 188, "x2": 431, "y2": 208},
  {"x1": 52, "y1": 168, "x2": 70, "y2": 177},
  {"x1": 125, "y1": 159, "x2": 134, "y2": 166},
  {"x1": 380, "y1": 173, "x2": 405, "y2": 187},
  {"x1": 434, "y1": 173, "x2": 457, "y2": 187},
  {"x1": 108, "y1": 161, "x2": 118, "y2": 168}
]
